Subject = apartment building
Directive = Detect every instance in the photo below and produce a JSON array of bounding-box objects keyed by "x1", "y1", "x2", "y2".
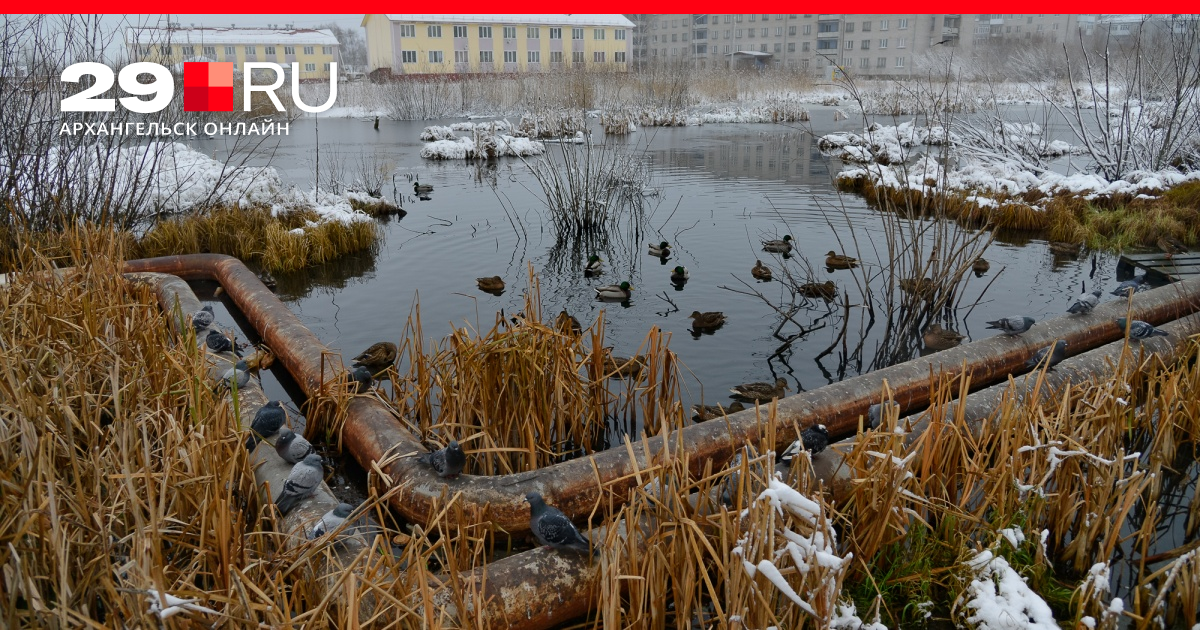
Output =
[
  {"x1": 362, "y1": 14, "x2": 634, "y2": 77},
  {"x1": 125, "y1": 27, "x2": 341, "y2": 81},
  {"x1": 630, "y1": 14, "x2": 1085, "y2": 77}
]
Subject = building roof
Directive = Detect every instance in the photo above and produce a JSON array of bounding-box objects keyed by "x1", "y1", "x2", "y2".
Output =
[
  {"x1": 727, "y1": 50, "x2": 773, "y2": 57},
  {"x1": 125, "y1": 27, "x2": 339, "y2": 46},
  {"x1": 367, "y1": 14, "x2": 635, "y2": 28}
]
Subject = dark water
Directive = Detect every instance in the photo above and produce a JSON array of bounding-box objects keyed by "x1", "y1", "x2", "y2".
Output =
[{"x1": 189, "y1": 109, "x2": 1116, "y2": 415}]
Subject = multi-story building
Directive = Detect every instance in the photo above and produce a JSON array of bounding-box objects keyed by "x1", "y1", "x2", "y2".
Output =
[
  {"x1": 631, "y1": 14, "x2": 1089, "y2": 77},
  {"x1": 361, "y1": 14, "x2": 634, "y2": 77},
  {"x1": 125, "y1": 27, "x2": 341, "y2": 81}
]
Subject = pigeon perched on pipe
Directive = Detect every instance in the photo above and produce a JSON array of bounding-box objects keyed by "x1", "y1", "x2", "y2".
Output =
[
  {"x1": 780, "y1": 424, "x2": 830, "y2": 464},
  {"x1": 274, "y1": 427, "x2": 314, "y2": 464},
  {"x1": 1067, "y1": 287, "x2": 1102, "y2": 315},
  {"x1": 245, "y1": 400, "x2": 286, "y2": 452},
  {"x1": 867, "y1": 401, "x2": 900, "y2": 429},
  {"x1": 1025, "y1": 339, "x2": 1068, "y2": 371},
  {"x1": 217, "y1": 361, "x2": 251, "y2": 393},
  {"x1": 418, "y1": 439, "x2": 466, "y2": 478},
  {"x1": 526, "y1": 491, "x2": 597, "y2": 557},
  {"x1": 275, "y1": 453, "x2": 324, "y2": 515},
  {"x1": 308, "y1": 503, "x2": 354, "y2": 539},
  {"x1": 191, "y1": 305, "x2": 214, "y2": 332},
  {"x1": 205, "y1": 329, "x2": 241, "y2": 356},
  {"x1": 1115, "y1": 318, "x2": 1169, "y2": 340},
  {"x1": 985, "y1": 316, "x2": 1035, "y2": 336},
  {"x1": 1111, "y1": 275, "x2": 1148, "y2": 297}
]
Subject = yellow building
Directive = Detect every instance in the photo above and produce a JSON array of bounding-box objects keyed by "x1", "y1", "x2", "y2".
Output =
[
  {"x1": 362, "y1": 14, "x2": 634, "y2": 76},
  {"x1": 125, "y1": 27, "x2": 341, "y2": 81}
]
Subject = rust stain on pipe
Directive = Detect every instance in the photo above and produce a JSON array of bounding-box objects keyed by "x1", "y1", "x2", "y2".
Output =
[{"x1": 123, "y1": 255, "x2": 1200, "y2": 535}]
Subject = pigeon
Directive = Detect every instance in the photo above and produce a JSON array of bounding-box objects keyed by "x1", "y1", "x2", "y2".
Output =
[
  {"x1": 218, "y1": 361, "x2": 251, "y2": 393},
  {"x1": 349, "y1": 365, "x2": 373, "y2": 393},
  {"x1": 1111, "y1": 275, "x2": 1148, "y2": 297},
  {"x1": 1067, "y1": 288, "x2": 1102, "y2": 314},
  {"x1": 308, "y1": 503, "x2": 354, "y2": 539},
  {"x1": 205, "y1": 329, "x2": 241, "y2": 356},
  {"x1": 275, "y1": 453, "x2": 324, "y2": 515},
  {"x1": 191, "y1": 305, "x2": 215, "y2": 331},
  {"x1": 867, "y1": 401, "x2": 900, "y2": 429},
  {"x1": 525, "y1": 491, "x2": 597, "y2": 557},
  {"x1": 1025, "y1": 339, "x2": 1068, "y2": 371},
  {"x1": 780, "y1": 424, "x2": 830, "y2": 463},
  {"x1": 985, "y1": 316, "x2": 1035, "y2": 336},
  {"x1": 418, "y1": 439, "x2": 466, "y2": 478},
  {"x1": 245, "y1": 400, "x2": 286, "y2": 451},
  {"x1": 1115, "y1": 318, "x2": 1169, "y2": 340},
  {"x1": 275, "y1": 427, "x2": 314, "y2": 464}
]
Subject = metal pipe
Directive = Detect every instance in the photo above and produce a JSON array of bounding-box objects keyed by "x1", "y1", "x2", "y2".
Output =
[{"x1": 123, "y1": 255, "x2": 1200, "y2": 534}]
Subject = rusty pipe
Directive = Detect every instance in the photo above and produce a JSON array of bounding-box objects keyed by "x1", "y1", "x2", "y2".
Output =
[{"x1": 123, "y1": 255, "x2": 1200, "y2": 535}]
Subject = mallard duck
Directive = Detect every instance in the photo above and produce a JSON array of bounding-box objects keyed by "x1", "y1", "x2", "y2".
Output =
[
  {"x1": 762, "y1": 235, "x2": 793, "y2": 254},
  {"x1": 689, "y1": 310, "x2": 727, "y2": 332},
  {"x1": 477, "y1": 276, "x2": 505, "y2": 293},
  {"x1": 825, "y1": 251, "x2": 858, "y2": 269},
  {"x1": 972, "y1": 257, "x2": 990, "y2": 274},
  {"x1": 751, "y1": 260, "x2": 772, "y2": 281},
  {"x1": 671, "y1": 266, "x2": 689, "y2": 282},
  {"x1": 691, "y1": 401, "x2": 746, "y2": 422},
  {"x1": 603, "y1": 351, "x2": 646, "y2": 377},
  {"x1": 922, "y1": 324, "x2": 965, "y2": 351},
  {"x1": 899, "y1": 277, "x2": 937, "y2": 296},
  {"x1": 351, "y1": 341, "x2": 398, "y2": 372},
  {"x1": 414, "y1": 179, "x2": 433, "y2": 194},
  {"x1": 730, "y1": 377, "x2": 789, "y2": 402},
  {"x1": 1048, "y1": 241, "x2": 1082, "y2": 257},
  {"x1": 649, "y1": 241, "x2": 671, "y2": 257},
  {"x1": 556, "y1": 310, "x2": 582, "y2": 336},
  {"x1": 799, "y1": 280, "x2": 837, "y2": 301},
  {"x1": 585, "y1": 254, "x2": 604, "y2": 276},
  {"x1": 1158, "y1": 235, "x2": 1188, "y2": 259},
  {"x1": 595, "y1": 281, "x2": 633, "y2": 301}
]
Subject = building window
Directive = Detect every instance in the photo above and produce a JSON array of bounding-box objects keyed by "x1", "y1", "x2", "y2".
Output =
[
  {"x1": 862, "y1": 21, "x2": 871, "y2": 32},
  {"x1": 323, "y1": 46, "x2": 333, "y2": 54},
  {"x1": 803, "y1": 24, "x2": 812, "y2": 35},
  {"x1": 527, "y1": 27, "x2": 539, "y2": 38},
  {"x1": 761, "y1": 28, "x2": 768, "y2": 37},
  {"x1": 802, "y1": 41, "x2": 810, "y2": 51},
  {"x1": 244, "y1": 46, "x2": 255, "y2": 55},
  {"x1": 453, "y1": 25, "x2": 467, "y2": 38},
  {"x1": 550, "y1": 27, "x2": 562, "y2": 39},
  {"x1": 881, "y1": 20, "x2": 890, "y2": 30},
  {"x1": 879, "y1": 39, "x2": 888, "y2": 49},
  {"x1": 323, "y1": 62, "x2": 330, "y2": 71},
  {"x1": 503, "y1": 26, "x2": 517, "y2": 39},
  {"x1": 787, "y1": 42, "x2": 795, "y2": 52},
  {"x1": 573, "y1": 27, "x2": 583, "y2": 39},
  {"x1": 303, "y1": 46, "x2": 314, "y2": 55},
  {"x1": 801, "y1": 59, "x2": 809, "y2": 69},
  {"x1": 861, "y1": 40, "x2": 870, "y2": 50},
  {"x1": 671, "y1": 34, "x2": 677, "y2": 42},
  {"x1": 817, "y1": 39, "x2": 838, "y2": 50},
  {"x1": 788, "y1": 26, "x2": 796, "y2": 36},
  {"x1": 818, "y1": 21, "x2": 838, "y2": 33},
  {"x1": 573, "y1": 50, "x2": 584, "y2": 63},
  {"x1": 759, "y1": 43, "x2": 767, "y2": 52},
  {"x1": 594, "y1": 28, "x2": 605, "y2": 40},
  {"x1": 160, "y1": 45, "x2": 172, "y2": 56},
  {"x1": 860, "y1": 57, "x2": 869, "y2": 68},
  {"x1": 528, "y1": 51, "x2": 540, "y2": 62},
  {"x1": 845, "y1": 40, "x2": 853, "y2": 49},
  {"x1": 304, "y1": 63, "x2": 316, "y2": 72},
  {"x1": 898, "y1": 18, "x2": 909, "y2": 29},
  {"x1": 455, "y1": 50, "x2": 468, "y2": 63},
  {"x1": 480, "y1": 50, "x2": 493, "y2": 62},
  {"x1": 895, "y1": 56, "x2": 905, "y2": 68},
  {"x1": 479, "y1": 26, "x2": 492, "y2": 38},
  {"x1": 615, "y1": 51, "x2": 626, "y2": 62},
  {"x1": 400, "y1": 25, "x2": 415, "y2": 37},
  {"x1": 284, "y1": 46, "x2": 295, "y2": 55},
  {"x1": 427, "y1": 25, "x2": 442, "y2": 38},
  {"x1": 550, "y1": 50, "x2": 563, "y2": 63},
  {"x1": 594, "y1": 51, "x2": 606, "y2": 62},
  {"x1": 774, "y1": 43, "x2": 782, "y2": 52},
  {"x1": 877, "y1": 57, "x2": 886, "y2": 68},
  {"x1": 504, "y1": 50, "x2": 517, "y2": 63},
  {"x1": 225, "y1": 46, "x2": 235, "y2": 56},
  {"x1": 615, "y1": 29, "x2": 626, "y2": 40},
  {"x1": 182, "y1": 46, "x2": 194, "y2": 56},
  {"x1": 845, "y1": 22, "x2": 855, "y2": 33},
  {"x1": 264, "y1": 46, "x2": 275, "y2": 55},
  {"x1": 897, "y1": 38, "x2": 906, "y2": 48},
  {"x1": 427, "y1": 51, "x2": 442, "y2": 63},
  {"x1": 204, "y1": 46, "x2": 215, "y2": 56}
]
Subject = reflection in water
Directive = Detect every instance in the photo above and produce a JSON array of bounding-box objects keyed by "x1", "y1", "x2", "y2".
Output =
[{"x1": 273, "y1": 244, "x2": 381, "y2": 301}]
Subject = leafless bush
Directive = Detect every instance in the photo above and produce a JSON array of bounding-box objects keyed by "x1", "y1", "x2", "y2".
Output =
[
  {"x1": 522, "y1": 138, "x2": 651, "y2": 236},
  {"x1": 352, "y1": 151, "x2": 393, "y2": 197}
]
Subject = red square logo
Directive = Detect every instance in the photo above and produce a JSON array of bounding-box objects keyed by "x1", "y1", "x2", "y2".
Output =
[{"x1": 184, "y1": 62, "x2": 234, "y2": 112}]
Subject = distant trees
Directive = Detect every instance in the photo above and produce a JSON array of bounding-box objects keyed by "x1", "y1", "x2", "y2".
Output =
[{"x1": 318, "y1": 23, "x2": 366, "y2": 71}]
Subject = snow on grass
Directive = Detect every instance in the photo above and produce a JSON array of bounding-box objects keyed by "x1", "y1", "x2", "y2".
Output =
[
  {"x1": 420, "y1": 134, "x2": 545, "y2": 160},
  {"x1": 960, "y1": 550, "x2": 1058, "y2": 630},
  {"x1": 830, "y1": 601, "x2": 890, "y2": 630}
]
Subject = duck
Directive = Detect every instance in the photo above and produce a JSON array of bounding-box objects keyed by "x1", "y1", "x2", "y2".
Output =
[
  {"x1": 649, "y1": 241, "x2": 671, "y2": 257},
  {"x1": 730, "y1": 377, "x2": 789, "y2": 402},
  {"x1": 671, "y1": 266, "x2": 690, "y2": 282},
  {"x1": 751, "y1": 260, "x2": 772, "y2": 281},
  {"x1": 690, "y1": 401, "x2": 746, "y2": 422},
  {"x1": 825, "y1": 251, "x2": 858, "y2": 269},
  {"x1": 351, "y1": 341, "x2": 398, "y2": 373},
  {"x1": 798, "y1": 280, "x2": 837, "y2": 301},
  {"x1": 1158, "y1": 235, "x2": 1188, "y2": 259},
  {"x1": 476, "y1": 276, "x2": 505, "y2": 294},
  {"x1": 972, "y1": 257, "x2": 990, "y2": 274},
  {"x1": 414, "y1": 179, "x2": 434, "y2": 194},
  {"x1": 689, "y1": 310, "x2": 727, "y2": 332},
  {"x1": 922, "y1": 324, "x2": 965, "y2": 351},
  {"x1": 595, "y1": 281, "x2": 633, "y2": 301},
  {"x1": 603, "y1": 350, "x2": 646, "y2": 377},
  {"x1": 899, "y1": 277, "x2": 937, "y2": 296},
  {"x1": 762, "y1": 235, "x2": 793, "y2": 254},
  {"x1": 556, "y1": 310, "x2": 583, "y2": 336},
  {"x1": 584, "y1": 254, "x2": 604, "y2": 276},
  {"x1": 1048, "y1": 241, "x2": 1082, "y2": 257}
]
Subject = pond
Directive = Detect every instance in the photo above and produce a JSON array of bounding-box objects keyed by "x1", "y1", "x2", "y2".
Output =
[{"x1": 188, "y1": 106, "x2": 1114, "y2": 425}]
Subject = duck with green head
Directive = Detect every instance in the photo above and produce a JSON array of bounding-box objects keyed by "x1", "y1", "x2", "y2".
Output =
[
  {"x1": 648, "y1": 241, "x2": 671, "y2": 257},
  {"x1": 595, "y1": 281, "x2": 633, "y2": 301},
  {"x1": 671, "y1": 266, "x2": 689, "y2": 282},
  {"x1": 585, "y1": 254, "x2": 604, "y2": 276},
  {"x1": 414, "y1": 179, "x2": 433, "y2": 194},
  {"x1": 762, "y1": 235, "x2": 793, "y2": 254}
]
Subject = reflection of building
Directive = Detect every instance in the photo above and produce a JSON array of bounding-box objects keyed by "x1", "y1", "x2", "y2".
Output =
[
  {"x1": 362, "y1": 14, "x2": 634, "y2": 78},
  {"x1": 658, "y1": 133, "x2": 829, "y2": 183},
  {"x1": 125, "y1": 27, "x2": 341, "y2": 81}
]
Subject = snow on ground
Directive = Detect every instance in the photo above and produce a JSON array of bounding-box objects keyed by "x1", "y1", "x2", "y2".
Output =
[
  {"x1": 960, "y1": 549, "x2": 1058, "y2": 630},
  {"x1": 420, "y1": 132, "x2": 545, "y2": 160}
]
